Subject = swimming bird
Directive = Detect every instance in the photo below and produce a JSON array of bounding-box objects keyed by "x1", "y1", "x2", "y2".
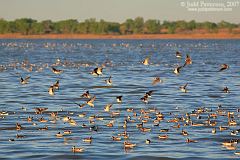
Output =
[
  {"x1": 116, "y1": 96, "x2": 122, "y2": 103},
  {"x1": 186, "y1": 138, "x2": 198, "y2": 143},
  {"x1": 176, "y1": 51, "x2": 182, "y2": 58},
  {"x1": 183, "y1": 54, "x2": 192, "y2": 67},
  {"x1": 48, "y1": 85, "x2": 55, "y2": 96},
  {"x1": 105, "y1": 76, "x2": 112, "y2": 85},
  {"x1": 51, "y1": 67, "x2": 63, "y2": 74},
  {"x1": 112, "y1": 136, "x2": 121, "y2": 141},
  {"x1": 86, "y1": 96, "x2": 96, "y2": 107},
  {"x1": 56, "y1": 132, "x2": 63, "y2": 137},
  {"x1": 152, "y1": 77, "x2": 162, "y2": 85},
  {"x1": 145, "y1": 90, "x2": 154, "y2": 97},
  {"x1": 83, "y1": 137, "x2": 92, "y2": 143},
  {"x1": 20, "y1": 76, "x2": 30, "y2": 85},
  {"x1": 81, "y1": 90, "x2": 91, "y2": 99},
  {"x1": 146, "y1": 139, "x2": 151, "y2": 144},
  {"x1": 124, "y1": 141, "x2": 136, "y2": 148},
  {"x1": 91, "y1": 67, "x2": 103, "y2": 76},
  {"x1": 219, "y1": 64, "x2": 229, "y2": 71},
  {"x1": 72, "y1": 146, "x2": 84, "y2": 153},
  {"x1": 174, "y1": 65, "x2": 182, "y2": 75},
  {"x1": 179, "y1": 83, "x2": 188, "y2": 93}
]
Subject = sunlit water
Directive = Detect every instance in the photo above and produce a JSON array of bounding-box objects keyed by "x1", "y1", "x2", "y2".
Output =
[{"x1": 0, "y1": 39, "x2": 239, "y2": 160}]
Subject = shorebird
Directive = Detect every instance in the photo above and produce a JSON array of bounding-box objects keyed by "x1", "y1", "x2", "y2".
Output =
[
  {"x1": 104, "y1": 103, "x2": 113, "y2": 112},
  {"x1": 146, "y1": 139, "x2": 151, "y2": 144},
  {"x1": 142, "y1": 57, "x2": 150, "y2": 65},
  {"x1": 83, "y1": 137, "x2": 92, "y2": 143},
  {"x1": 116, "y1": 96, "x2": 122, "y2": 103},
  {"x1": 183, "y1": 54, "x2": 192, "y2": 67},
  {"x1": 35, "y1": 107, "x2": 48, "y2": 114},
  {"x1": 91, "y1": 67, "x2": 103, "y2": 76},
  {"x1": 53, "y1": 80, "x2": 60, "y2": 90},
  {"x1": 179, "y1": 83, "x2": 188, "y2": 93},
  {"x1": 86, "y1": 96, "x2": 96, "y2": 107},
  {"x1": 20, "y1": 76, "x2": 30, "y2": 84},
  {"x1": 48, "y1": 85, "x2": 55, "y2": 96},
  {"x1": 51, "y1": 67, "x2": 63, "y2": 74},
  {"x1": 124, "y1": 142, "x2": 136, "y2": 148},
  {"x1": 222, "y1": 86, "x2": 230, "y2": 93},
  {"x1": 152, "y1": 77, "x2": 162, "y2": 85},
  {"x1": 105, "y1": 76, "x2": 112, "y2": 85},
  {"x1": 219, "y1": 64, "x2": 229, "y2": 71},
  {"x1": 176, "y1": 51, "x2": 182, "y2": 58},
  {"x1": 81, "y1": 90, "x2": 91, "y2": 99},
  {"x1": 186, "y1": 138, "x2": 198, "y2": 143},
  {"x1": 174, "y1": 65, "x2": 182, "y2": 74},
  {"x1": 72, "y1": 146, "x2": 84, "y2": 153}
]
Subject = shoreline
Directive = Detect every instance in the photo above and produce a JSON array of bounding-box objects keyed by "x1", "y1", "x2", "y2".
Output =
[{"x1": 0, "y1": 33, "x2": 240, "y2": 39}]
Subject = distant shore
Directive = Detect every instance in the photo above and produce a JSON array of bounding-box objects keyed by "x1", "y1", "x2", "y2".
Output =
[{"x1": 0, "y1": 33, "x2": 240, "y2": 39}]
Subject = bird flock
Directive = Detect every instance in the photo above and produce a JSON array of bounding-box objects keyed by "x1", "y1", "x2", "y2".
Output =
[{"x1": 0, "y1": 41, "x2": 239, "y2": 159}]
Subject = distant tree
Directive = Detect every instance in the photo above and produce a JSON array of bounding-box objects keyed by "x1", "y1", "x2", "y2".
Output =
[
  {"x1": 133, "y1": 17, "x2": 144, "y2": 34},
  {"x1": 144, "y1": 19, "x2": 161, "y2": 34},
  {"x1": 0, "y1": 19, "x2": 8, "y2": 33},
  {"x1": 15, "y1": 18, "x2": 37, "y2": 35},
  {"x1": 41, "y1": 20, "x2": 54, "y2": 34}
]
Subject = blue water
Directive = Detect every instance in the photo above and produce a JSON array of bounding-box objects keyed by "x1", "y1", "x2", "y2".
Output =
[{"x1": 0, "y1": 39, "x2": 239, "y2": 160}]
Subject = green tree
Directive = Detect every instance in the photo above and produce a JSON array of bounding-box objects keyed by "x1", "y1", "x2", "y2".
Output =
[
  {"x1": 15, "y1": 18, "x2": 37, "y2": 35},
  {"x1": 133, "y1": 17, "x2": 144, "y2": 34},
  {"x1": 144, "y1": 19, "x2": 161, "y2": 34}
]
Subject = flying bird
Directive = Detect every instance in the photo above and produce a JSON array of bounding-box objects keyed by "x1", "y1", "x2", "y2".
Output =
[
  {"x1": 51, "y1": 67, "x2": 63, "y2": 74},
  {"x1": 20, "y1": 76, "x2": 30, "y2": 85}
]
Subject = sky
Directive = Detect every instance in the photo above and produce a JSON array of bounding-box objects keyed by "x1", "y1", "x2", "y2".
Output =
[{"x1": 0, "y1": 0, "x2": 239, "y2": 23}]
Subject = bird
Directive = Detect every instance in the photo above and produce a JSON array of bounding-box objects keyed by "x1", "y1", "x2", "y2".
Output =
[
  {"x1": 179, "y1": 83, "x2": 188, "y2": 93},
  {"x1": 186, "y1": 138, "x2": 198, "y2": 143},
  {"x1": 91, "y1": 67, "x2": 103, "y2": 76},
  {"x1": 105, "y1": 76, "x2": 112, "y2": 85},
  {"x1": 174, "y1": 65, "x2": 182, "y2": 74},
  {"x1": 35, "y1": 107, "x2": 48, "y2": 114},
  {"x1": 112, "y1": 136, "x2": 121, "y2": 141},
  {"x1": 145, "y1": 90, "x2": 154, "y2": 97},
  {"x1": 81, "y1": 90, "x2": 91, "y2": 99},
  {"x1": 222, "y1": 87, "x2": 230, "y2": 93},
  {"x1": 56, "y1": 132, "x2": 63, "y2": 137},
  {"x1": 152, "y1": 77, "x2": 162, "y2": 85},
  {"x1": 53, "y1": 80, "x2": 60, "y2": 90},
  {"x1": 72, "y1": 146, "x2": 84, "y2": 153},
  {"x1": 116, "y1": 96, "x2": 122, "y2": 103},
  {"x1": 51, "y1": 67, "x2": 63, "y2": 74},
  {"x1": 140, "y1": 95, "x2": 149, "y2": 104},
  {"x1": 123, "y1": 141, "x2": 136, "y2": 148},
  {"x1": 48, "y1": 85, "x2": 55, "y2": 96},
  {"x1": 176, "y1": 51, "x2": 182, "y2": 58},
  {"x1": 20, "y1": 76, "x2": 30, "y2": 85},
  {"x1": 83, "y1": 137, "x2": 92, "y2": 143},
  {"x1": 183, "y1": 54, "x2": 192, "y2": 67},
  {"x1": 142, "y1": 57, "x2": 150, "y2": 65},
  {"x1": 219, "y1": 64, "x2": 229, "y2": 71},
  {"x1": 182, "y1": 129, "x2": 189, "y2": 136},
  {"x1": 146, "y1": 139, "x2": 151, "y2": 144},
  {"x1": 86, "y1": 96, "x2": 96, "y2": 107},
  {"x1": 104, "y1": 103, "x2": 113, "y2": 112}
]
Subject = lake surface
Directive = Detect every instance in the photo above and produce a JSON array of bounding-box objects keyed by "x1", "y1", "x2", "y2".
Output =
[{"x1": 0, "y1": 39, "x2": 239, "y2": 160}]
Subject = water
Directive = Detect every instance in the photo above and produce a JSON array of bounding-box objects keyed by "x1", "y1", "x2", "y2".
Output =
[{"x1": 0, "y1": 39, "x2": 239, "y2": 160}]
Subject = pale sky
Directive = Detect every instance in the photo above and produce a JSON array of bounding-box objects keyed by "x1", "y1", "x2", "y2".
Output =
[{"x1": 0, "y1": 0, "x2": 239, "y2": 23}]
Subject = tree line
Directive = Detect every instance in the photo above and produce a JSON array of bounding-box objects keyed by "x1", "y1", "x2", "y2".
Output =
[{"x1": 0, "y1": 17, "x2": 239, "y2": 35}]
